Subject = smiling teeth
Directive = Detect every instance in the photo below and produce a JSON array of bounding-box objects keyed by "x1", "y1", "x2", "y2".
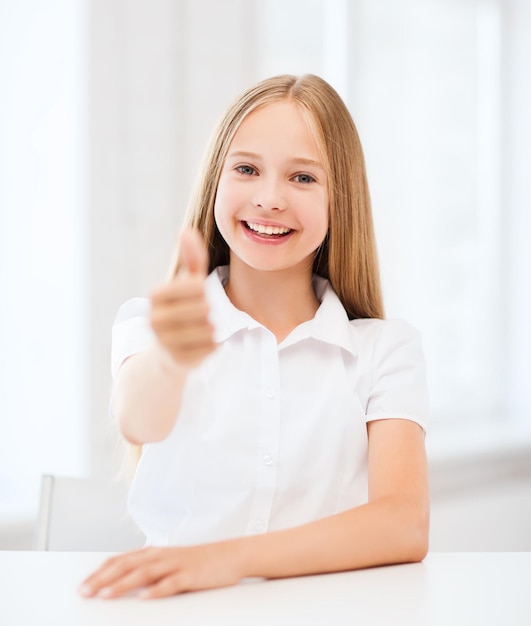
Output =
[{"x1": 246, "y1": 222, "x2": 291, "y2": 235}]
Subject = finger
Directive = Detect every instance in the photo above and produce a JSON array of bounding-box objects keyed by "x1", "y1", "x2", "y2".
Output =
[
  {"x1": 158, "y1": 326, "x2": 216, "y2": 350},
  {"x1": 150, "y1": 300, "x2": 211, "y2": 331},
  {"x1": 178, "y1": 228, "x2": 209, "y2": 277},
  {"x1": 139, "y1": 571, "x2": 192, "y2": 599},
  {"x1": 79, "y1": 549, "x2": 156, "y2": 597},
  {"x1": 151, "y1": 274, "x2": 205, "y2": 305},
  {"x1": 96, "y1": 562, "x2": 172, "y2": 599},
  {"x1": 166, "y1": 343, "x2": 217, "y2": 368}
]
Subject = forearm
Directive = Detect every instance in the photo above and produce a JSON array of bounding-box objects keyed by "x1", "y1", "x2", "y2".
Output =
[
  {"x1": 237, "y1": 497, "x2": 429, "y2": 579},
  {"x1": 111, "y1": 345, "x2": 189, "y2": 444}
]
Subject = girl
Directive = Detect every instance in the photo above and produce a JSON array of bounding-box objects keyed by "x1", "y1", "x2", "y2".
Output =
[{"x1": 80, "y1": 74, "x2": 429, "y2": 600}]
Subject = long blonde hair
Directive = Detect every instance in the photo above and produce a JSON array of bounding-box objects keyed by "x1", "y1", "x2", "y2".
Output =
[{"x1": 173, "y1": 73, "x2": 384, "y2": 319}]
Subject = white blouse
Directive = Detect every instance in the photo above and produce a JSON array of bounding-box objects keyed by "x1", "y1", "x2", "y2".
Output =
[{"x1": 112, "y1": 267, "x2": 429, "y2": 546}]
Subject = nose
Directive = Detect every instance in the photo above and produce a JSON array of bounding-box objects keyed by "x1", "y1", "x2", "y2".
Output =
[{"x1": 252, "y1": 176, "x2": 287, "y2": 211}]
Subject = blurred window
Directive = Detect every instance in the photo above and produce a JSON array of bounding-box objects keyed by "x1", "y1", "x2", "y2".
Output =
[{"x1": 1, "y1": 0, "x2": 529, "y2": 525}]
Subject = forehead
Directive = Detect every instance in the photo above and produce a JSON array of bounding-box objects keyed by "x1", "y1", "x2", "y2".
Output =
[{"x1": 229, "y1": 101, "x2": 323, "y2": 158}]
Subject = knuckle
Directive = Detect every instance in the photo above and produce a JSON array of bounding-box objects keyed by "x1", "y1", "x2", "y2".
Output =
[
  {"x1": 150, "y1": 310, "x2": 164, "y2": 330},
  {"x1": 165, "y1": 571, "x2": 192, "y2": 594},
  {"x1": 197, "y1": 299, "x2": 210, "y2": 315},
  {"x1": 102, "y1": 555, "x2": 121, "y2": 569}
]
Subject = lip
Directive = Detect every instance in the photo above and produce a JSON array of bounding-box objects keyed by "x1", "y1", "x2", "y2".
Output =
[
  {"x1": 240, "y1": 220, "x2": 295, "y2": 245},
  {"x1": 243, "y1": 219, "x2": 292, "y2": 229}
]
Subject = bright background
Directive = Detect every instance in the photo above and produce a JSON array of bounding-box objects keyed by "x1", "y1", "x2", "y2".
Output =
[{"x1": 1, "y1": 0, "x2": 530, "y2": 549}]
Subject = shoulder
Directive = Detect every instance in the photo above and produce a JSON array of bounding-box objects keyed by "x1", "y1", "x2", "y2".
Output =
[
  {"x1": 315, "y1": 278, "x2": 423, "y2": 358},
  {"x1": 349, "y1": 317, "x2": 422, "y2": 346},
  {"x1": 315, "y1": 276, "x2": 418, "y2": 344},
  {"x1": 111, "y1": 297, "x2": 154, "y2": 378},
  {"x1": 114, "y1": 297, "x2": 151, "y2": 323},
  {"x1": 353, "y1": 318, "x2": 429, "y2": 430},
  {"x1": 349, "y1": 317, "x2": 425, "y2": 372},
  {"x1": 349, "y1": 318, "x2": 427, "y2": 387}
]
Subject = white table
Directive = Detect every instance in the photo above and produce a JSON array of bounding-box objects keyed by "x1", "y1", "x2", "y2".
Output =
[{"x1": 1, "y1": 551, "x2": 530, "y2": 625}]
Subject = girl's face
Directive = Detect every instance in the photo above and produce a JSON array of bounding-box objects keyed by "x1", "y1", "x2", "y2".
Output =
[{"x1": 214, "y1": 101, "x2": 329, "y2": 275}]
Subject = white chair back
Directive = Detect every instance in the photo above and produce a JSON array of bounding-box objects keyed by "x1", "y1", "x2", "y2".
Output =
[{"x1": 35, "y1": 474, "x2": 145, "y2": 551}]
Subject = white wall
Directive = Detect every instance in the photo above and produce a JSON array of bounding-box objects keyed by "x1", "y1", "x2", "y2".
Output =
[{"x1": 0, "y1": 0, "x2": 89, "y2": 520}]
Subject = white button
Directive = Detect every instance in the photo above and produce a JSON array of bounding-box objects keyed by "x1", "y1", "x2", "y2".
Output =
[
  {"x1": 265, "y1": 389, "x2": 275, "y2": 399},
  {"x1": 254, "y1": 520, "x2": 264, "y2": 532},
  {"x1": 263, "y1": 454, "x2": 273, "y2": 466}
]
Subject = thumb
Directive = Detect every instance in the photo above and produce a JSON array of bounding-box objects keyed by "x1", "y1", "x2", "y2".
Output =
[{"x1": 178, "y1": 227, "x2": 209, "y2": 277}]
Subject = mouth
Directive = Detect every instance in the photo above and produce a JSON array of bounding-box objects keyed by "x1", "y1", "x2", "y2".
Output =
[{"x1": 243, "y1": 221, "x2": 293, "y2": 238}]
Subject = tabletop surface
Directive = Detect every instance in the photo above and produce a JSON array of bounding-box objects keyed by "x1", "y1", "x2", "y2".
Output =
[{"x1": 1, "y1": 551, "x2": 530, "y2": 625}]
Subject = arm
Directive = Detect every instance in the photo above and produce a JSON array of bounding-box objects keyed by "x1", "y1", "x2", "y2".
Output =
[
  {"x1": 111, "y1": 345, "x2": 190, "y2": 444},
  {"x1": 241, "y1": 418, "x2": 429, "y2": 577},
  {"x1": 80, "y1": 418, "x2": 429, "y2": 598},
  {"x1": 112, "y1": 229, "x2": 216, "y2": 444}
]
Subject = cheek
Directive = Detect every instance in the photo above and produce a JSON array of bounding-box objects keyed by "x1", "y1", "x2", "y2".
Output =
[
  {"x1": 213, "y1": 184, "x2": 230, "y2": 230},
  {"x1": 213, "y1": 179, "x2": 240, "y2": 224},
  {"x1": 312, "y1": 198, "x2": 329, "y2": 243}
]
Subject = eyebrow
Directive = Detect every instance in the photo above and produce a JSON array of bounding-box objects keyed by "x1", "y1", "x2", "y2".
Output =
[{"x1": 227, "y1": 150, "x2": 325, "y2": 170}]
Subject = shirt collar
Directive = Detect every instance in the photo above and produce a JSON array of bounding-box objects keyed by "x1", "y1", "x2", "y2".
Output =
[
  {"x1": 205, "y1": 267, "x2": 359, "y2": 356},
  {"x1": 279, "y1": 276, "x2": 359, "y2": 356},
  {"x1": 205, "y1": 267, "x2": 259, "y2": 342}
]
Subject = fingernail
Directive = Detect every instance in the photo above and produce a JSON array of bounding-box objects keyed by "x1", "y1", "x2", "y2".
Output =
[
  {"x1": 79, "y1": 584, "x2": 93, "y2": 597},
  {"x1": 98, "y1": 587, "x2": 114, "y2": 598}
]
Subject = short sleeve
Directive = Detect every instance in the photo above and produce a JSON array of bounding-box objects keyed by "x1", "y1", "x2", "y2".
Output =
[
  {"x1": 111, "y1": 297, "x2": 156, "y2": 378},
  {"x1": 365, "y1": 319, "x2": 429, "y2": 431}
]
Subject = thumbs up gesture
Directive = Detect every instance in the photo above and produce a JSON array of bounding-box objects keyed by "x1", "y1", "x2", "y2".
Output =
[{"x1": 150, "y1": 228, "x2": 216, "y2": 369}]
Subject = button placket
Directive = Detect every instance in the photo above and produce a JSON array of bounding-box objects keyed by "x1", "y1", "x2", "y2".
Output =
[
  {"x1": 253, "y1": 519, "x2": 265, "y2": 532},
  {"x1": 246, "y1": 330, "x2": 281, "y2": 536}
]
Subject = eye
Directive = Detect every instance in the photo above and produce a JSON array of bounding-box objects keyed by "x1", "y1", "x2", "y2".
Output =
[
  {"x1": 293, "y1": 173, "x2": 316, "y2": 184},
  {"x1": 236, "y1": 164, "x2": 257, "y2": 176}
]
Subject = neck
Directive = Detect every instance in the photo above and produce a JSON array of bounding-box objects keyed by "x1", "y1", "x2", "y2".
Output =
[{"x1": 224, "y1": 259, "x2": 320, "y2": 343}]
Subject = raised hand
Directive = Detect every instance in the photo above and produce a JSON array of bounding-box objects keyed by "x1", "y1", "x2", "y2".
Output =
[{"x1": 150, "y1": 228, "x2": 216, "y2": 370}]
